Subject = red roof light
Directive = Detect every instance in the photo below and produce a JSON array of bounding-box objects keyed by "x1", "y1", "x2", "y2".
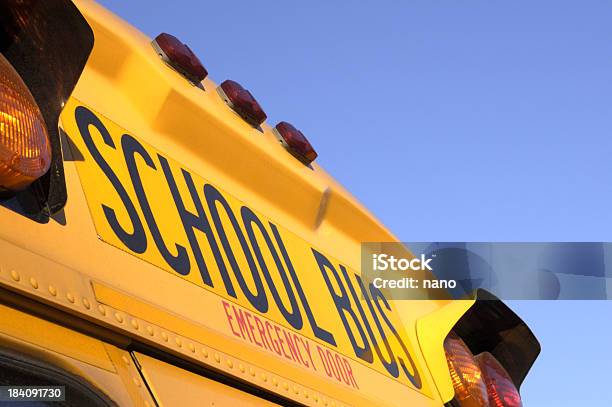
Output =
[
  {"x1": 152, "y1": 33, "x2": 208, "y2": 84},
  {"x1": 273, "y1": 122, "x2": 317, "y2": 165},
  {"x1": 218, "y1": 80, "x2": 267, "y2": 127}
]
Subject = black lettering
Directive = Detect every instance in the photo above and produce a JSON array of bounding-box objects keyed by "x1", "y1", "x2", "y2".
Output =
[
  {"x1": 339, "y1": 265, "x2": 397, "y2": 376},
  {"x1": 74, "y1": 106, "x2": 146, "y2": 253},
  {"x1": 353, "y1": 274, "x2": 399, "y2": 377},
  {"x1": 159, "y1": 156, "x2": 221, "y2": 288},
  {"x1": 271, "y1": 225, "x2": 336, "y2": 347},
  {"x1": 122, "y1": 135, "x2": 190, "y2": 275},
  {"x1": 313, "y1": 249, "x2": 372, "y2": 362},
  {"x1": 204, "y1": 184, "x2": 268, "y2": 313},
  {"x1": 369, "y1": 283, "x2": 422, "y2": 389},
  {"x1": 241, "y1": 207, "x2": 303, "y2": 329}
]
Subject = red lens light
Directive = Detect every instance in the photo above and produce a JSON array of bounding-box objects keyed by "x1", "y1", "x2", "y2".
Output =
[
  {"x1": 476, "y1": 352, "x2": 523, "y2": 407},
  {"x1": 152, "y1": 33, "x2": 208, "y2": 84},
  {"x1": 0, "y1": 53, "x2": 51, "y2": 192},
  {"x1": 218, "y1": 80, "x2": 267, "y2": 127},
  {"x1": 444, "y1": 331, "x2": 490, "y2": 407},
  {"x1": 273, "y1": 122, "x2": 317, "y2": 165}
]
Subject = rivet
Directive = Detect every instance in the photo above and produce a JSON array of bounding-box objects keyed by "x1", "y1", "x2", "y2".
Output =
[
  {"x1": 189, "y1": 343, "x2": 195, "y2": 353},
  {"x1": 82, "y1": 298, "x2": 91, "y2": 309},
  {"x1": 249, "y1": 367, "x2": 255, "y2": 376},
  {"x1": 282, "y1": 382, "x2": 289, "y2": 391},
  {"x1": 272, "y1": 378, "x2": 278, "y2": 387},
  {"x1": 146, "y1": 326, "x2": 154, "y2": 336},
  {"x1": 261, "y1": 374, "x2": 267, "y2": 382},
  {"x1": 324, "y1": 400, "x2": 328, "y2": 406},
  {"x1": 161, "y1": 332, "x2": 168, "y2": 342},
  {"x1": 175, "y1": 337, "x2": 182, "y2": 347},
  {"x1": 293, "y1": 386, "x2": 299, "y2": 394},
  {"x1": 202, "y1": 349, "x2": 209, "y2": 358},
  {"x1": 10, "y1": 270, "x2": 20, "y2": 282},
  {"x1": 49, "y1": 285, "x2": 57, "y2": 296},
  {"x1": 131, "y1": 319, "x2": 139, "y2": 329},
  {"x1": 98, "y1": 304, "x2": 106, "y2": 315},
  {"x1": 132, "y1": 377, "x2": 141, "y2": 387},
  {"x1": 29, "y1": 277, "x2": 38, "y2": 289},
  {"x1": 314, "y1": 394, "x2": 319, "y2": 402},
  {"x1": 331, "y1": 402, "x2": 335, "y2": 407},
  {"x1": 239, "y1": 364, "x2": 245, "y2": 373},
  {"x1": 114, "y1": 312, "x2": 124, "y2": 323},
  {"x1": 227, "y1": 359, "x2": 233, "y2": 368},
  {"x1": 214, "y1": 353, "x2": 221, "y2": 363},
  {"x1": 122, "y1": 355, "x2": 130, "y2": 365},
  {"x1": 66, "y1": 292, "x2": 75, "y2": 303},
  {"x1": 304, "y1": 391, "x2": 309, "y2": 398}
]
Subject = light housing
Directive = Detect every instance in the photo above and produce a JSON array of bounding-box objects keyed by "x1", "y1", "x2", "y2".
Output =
[
  {"x1": 0, "y1": 53, "x2": 51, "y2": 192},
  {"x1": 218, "y1": 80, "x2": 267, "y2": 127},
  {"x1": 273, "y1": 121, "x2": 317, "y2": 165},
  {"x1": 476, "y1": 352, "x2": 523, "y2": 407},
  {"x1": 152, "y1": 33, "x2": 208, "y2": 84},
  {"x1": 444, "y1": 331, "x2": 489, "y2": 407}
]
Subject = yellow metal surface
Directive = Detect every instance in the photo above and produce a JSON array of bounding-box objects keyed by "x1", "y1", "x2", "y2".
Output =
[
  {"x1": 105, "y1": 345, "x2": 159, "y2": 407},
  {"x1": 0, "y1": 303, "x2": 149, "y2": 406},
  {"x1": 413, "y1": 299, "x2": 475, "y2": 402},
  {"x1": 134, "y1": 352, "x2": 279, "y2": 407},
  {"x1": 0, "y1": 0, "x2": 470, "y2": 405},
  {"x1": 62, "y1": 96, "x2": 426, "y2": 390},
  {"x1": 0, "y1": 303, "x2": 114, "y2": 372}
]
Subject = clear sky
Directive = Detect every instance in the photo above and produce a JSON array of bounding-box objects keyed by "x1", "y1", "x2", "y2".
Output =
[{"x1": 97, "y1": 1, "x2": 612, "y2": 405}]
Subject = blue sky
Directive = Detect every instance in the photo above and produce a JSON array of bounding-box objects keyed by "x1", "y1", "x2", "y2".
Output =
[{"x1": 98, "y1": 1, "x2": 612, "y2": 405}]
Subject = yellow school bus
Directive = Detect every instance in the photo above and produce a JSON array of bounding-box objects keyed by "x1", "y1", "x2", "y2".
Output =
[{"x1": 0, "y1": 1, "x2": 539, "y2": 406}]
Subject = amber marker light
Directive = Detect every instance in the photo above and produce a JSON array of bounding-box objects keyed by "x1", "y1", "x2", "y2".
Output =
[
  {"x1": 0, "y1": 53, "x2": 51, "y2": 193},
  {"x1": 444, "y1": 331, "x2": 490, "y2": 407},
  {"x1": 476, "y1": 352, "x2": 523, "y2": 407}
]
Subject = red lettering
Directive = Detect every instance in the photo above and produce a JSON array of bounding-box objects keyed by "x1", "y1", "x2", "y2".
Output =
[
  {"x1": 222, "y1": 301, "x2": 242, "y2": 338},
  {"x1": 343, "y1": 357, "x2": 359, "y2": 389},
  {"x1": 245, "y1": 313, "x2": 262, "y2": 347},
  {"x1": 233, "y1": 307, "x2": 252, "y2": 342},
  {"x1": 254, "y1": 315, "x2": 272, "y2": 351}
]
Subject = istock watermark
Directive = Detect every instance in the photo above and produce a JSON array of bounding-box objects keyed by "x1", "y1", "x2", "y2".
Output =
[
  {"x1": 369, "y1": 252, "x2": 457, "y2": 292},
  {"x1": 372, "y1": 253, "x2": 433, "y2": 271},
  {"x1": 361, "y1": 242, "x2": 612, "y2": 300}
]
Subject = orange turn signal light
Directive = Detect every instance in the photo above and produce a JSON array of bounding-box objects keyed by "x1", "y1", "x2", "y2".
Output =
[
  {"x1": 444, "y1": 331, "x2": 490, "y2": 407},
  {"x1": 0, "y1": 53, "x2": 51, "y2": 192}
]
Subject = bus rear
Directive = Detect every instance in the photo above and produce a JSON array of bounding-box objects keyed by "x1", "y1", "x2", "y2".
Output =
[{"x1": 0, "y1": 1, "x2": 538, "y2": 406}]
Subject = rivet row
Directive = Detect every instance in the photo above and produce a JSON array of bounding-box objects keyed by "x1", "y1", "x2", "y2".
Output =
[{"x1": 0, "y1": 266, "x2": 331, "y2": 406}]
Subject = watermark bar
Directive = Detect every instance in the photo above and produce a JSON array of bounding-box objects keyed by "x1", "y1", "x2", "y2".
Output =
[
  {"x1": 0, "y1": 386, "x2": 65, "y2": 402},
  {"x1": 361, "y1": 242, "x2": 612, "y2": 300}
]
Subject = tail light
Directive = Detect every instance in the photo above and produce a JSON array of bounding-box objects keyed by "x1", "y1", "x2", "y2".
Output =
[
  {"x1": 272, "y1": 121, "x2": 317, "y2": 166},
  {"x1": 0, "y1": 53, "x2": 51, "y2": 192},
  {"x1": 217, "y1": 80, "x2": 267, "y2": 127},
  {"x1": 476, "y1": 352, "x2": 523, "y2": 407},
  {"x1": 152, "y1": 33, "x2": 208, "y2": 84},
  {"x1": 444, "y1": 331, "x2": 489, "y2": 407}
]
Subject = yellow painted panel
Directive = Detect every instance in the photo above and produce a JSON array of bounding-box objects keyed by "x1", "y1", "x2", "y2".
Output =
[
  {"x1": 134, "y1": 352, "x2": 278, "y2": 407},
  {"x1": 93, "y1": 281, "x2": 435, "y2": 407},
  {"x1": 0, "y1": 304, "x2": 115, "y2": 372},
  {"x1": 61, "y1": 98, "x2": 430, "y2": 396}
]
